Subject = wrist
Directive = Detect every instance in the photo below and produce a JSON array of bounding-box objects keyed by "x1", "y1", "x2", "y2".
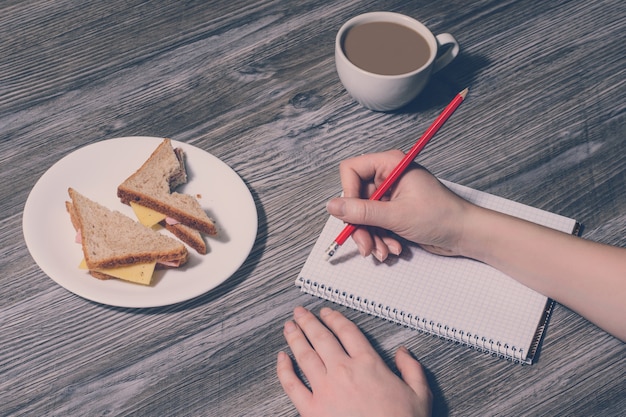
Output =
[{"x1": 455, "y1": 204, "x2": 494, "y2": 263}]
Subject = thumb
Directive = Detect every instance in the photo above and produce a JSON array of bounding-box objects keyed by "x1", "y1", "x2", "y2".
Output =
[
  {"x1": 395, "y1": 347, "x2": 433, "y2": 405},
  {"x1": 326, "y1": 197, "x2": 392, "y2": 229}
]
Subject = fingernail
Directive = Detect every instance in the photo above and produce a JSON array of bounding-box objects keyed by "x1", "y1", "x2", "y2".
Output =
[
  {"x1": 293, "y1": 306, "x2": 307, "y2": 319},
  {"x1": 373, "y1": 249, "x2": 385, "y2": 262},
  {"x1": 320, "y1": 307, "x2": 333, "y2": 317},
  {"x1": 326, "y1": 198, "x2": 345, "y2": 217},
  {"x1": 284, "y1": 320, "x2": 297, "y2": 334},
  {"x1": 389, "y1": 245, "x2": 401, "y2": 256},
  {"x1": 277, "y1": 351, "x2": 289, "y2": 362}
]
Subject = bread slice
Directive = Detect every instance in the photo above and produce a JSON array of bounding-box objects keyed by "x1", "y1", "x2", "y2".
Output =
[
  {"x1": 66, "y1": 188, "x2": 188, "y2": 275},
  {"x1": 117, "y1": 138, "x2": 217, "y2": 243}
]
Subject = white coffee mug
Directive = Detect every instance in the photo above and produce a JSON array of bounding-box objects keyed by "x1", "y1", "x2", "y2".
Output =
[{"x1": 335, "y1": 12, "x2": 459, "y2": 111}]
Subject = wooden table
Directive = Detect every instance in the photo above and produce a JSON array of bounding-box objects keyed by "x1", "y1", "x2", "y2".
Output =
[{"x1": 1, "y1": 1, "x2": 624, "y2": 415}]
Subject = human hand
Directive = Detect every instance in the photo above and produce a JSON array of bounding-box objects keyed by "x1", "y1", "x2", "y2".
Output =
[
  {"x1": 277, "y1": 306, "x2": 432, "y2": 417},
  {"x1": 326, "y1": 150, "x2": 473, "y2": 261}
]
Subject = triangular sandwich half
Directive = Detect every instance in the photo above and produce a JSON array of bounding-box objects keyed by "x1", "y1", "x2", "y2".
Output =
[
  {"x1": 117, "y1": 138, "x2": 216, "y2": 254},
  {"x1": 66, "y1": 188, "x2": 188, "y2": 285}
]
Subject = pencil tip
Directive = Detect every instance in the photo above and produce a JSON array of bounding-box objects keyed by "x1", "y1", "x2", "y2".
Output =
[
  {"x1": 459, "y1": 88, "x2": 469, "y2": 99},
  {"x1": 324, "y1": 242, "x2": 340, "y2": 261}
]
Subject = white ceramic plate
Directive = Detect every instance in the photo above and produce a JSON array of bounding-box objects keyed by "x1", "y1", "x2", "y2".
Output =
[{"x1": 23, "y1": 137, "x2": 258, "y2": 308}]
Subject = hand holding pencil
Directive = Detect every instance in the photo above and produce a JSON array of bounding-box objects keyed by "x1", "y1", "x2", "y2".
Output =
[{"x1": 324, "y1": 88, "x2": 468, "y2": 260}]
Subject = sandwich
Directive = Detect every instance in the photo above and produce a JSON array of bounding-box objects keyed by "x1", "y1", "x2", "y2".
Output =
[
  {"x1": 117, "y1": 138, "x2": 216, "y2": 255},
  {"x1": 66, "y1": 188, "x2": 188, "y2": 285}
]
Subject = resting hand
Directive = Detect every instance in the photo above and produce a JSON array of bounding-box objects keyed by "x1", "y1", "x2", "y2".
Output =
[
  {"x1": 326, "y1": 150, "x2": 472, "y2": 261},
  {"x1": 277, "y1": 306, "x2": 432, "y2": 417}
]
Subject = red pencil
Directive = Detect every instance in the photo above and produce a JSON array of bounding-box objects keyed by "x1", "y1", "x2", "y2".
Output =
[{"x1": 324, "y1": 88, "x2": 469, "y2": 261}]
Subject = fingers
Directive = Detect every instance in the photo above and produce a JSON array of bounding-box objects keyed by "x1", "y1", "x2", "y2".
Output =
[
  {"x1": 281, "y1": 317, "x2": 327, "y2": 386},
  {"x1": 372, "y1": 229, "x2": 403, "y2": 261},
  {"x1": 381, "y1": 235, "x2": 403, "y2": 257},
  {"x1": 326, "y1": 197, "x2": 395, "y2": 233},
  {"x1": 350, "y1": 227, "x2": 376, "y2": 257},
  {"x1": 395, "y1": 346, "x2": 433, "y2": 408},
  {"x1": 279, "y1": 307, "x2": 433, "y2": 416},
  {"x1": 326, "y1": 200, "x2": 403, "y2": 261},
  {"x1": 371, "y1": 232, "x2": 390, "y2": 262},
  {"x1": 283, "y1": 307, "x2": 377, "y2": 368},
  {"x1": 276, "y1": 351, "x2": 313, "y2": 413},
  {"x1": 282, "y1": 306, "x2": 346, "y2": 386},
  {"x1": 293, "y1": 306, "x2": 349, "y2": 360},
  {"x1": 318, "y1": 307, "x2": 378, "y2": 358},
  {"x1": 329, "y1": 151, "x2": 414, "y2": 261}
]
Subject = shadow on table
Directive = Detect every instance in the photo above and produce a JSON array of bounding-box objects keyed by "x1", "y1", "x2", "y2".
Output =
[{"x1": 391, "y1": 52, "x2": 490, "y2": 115}]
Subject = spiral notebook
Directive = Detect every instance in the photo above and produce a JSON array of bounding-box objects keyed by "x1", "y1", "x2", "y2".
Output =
[{"x1": 296, "y1": 180, "x2": 580, "y2": 364}]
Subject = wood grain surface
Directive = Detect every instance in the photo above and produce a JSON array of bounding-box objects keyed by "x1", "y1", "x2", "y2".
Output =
[{"x1": 1, "y1": 0, "x2": 624, "y2": 416}]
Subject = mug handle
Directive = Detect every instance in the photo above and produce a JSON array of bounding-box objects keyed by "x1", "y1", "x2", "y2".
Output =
[{"x1": 432, "y1": 33, "x2": 459, "y2": 73}]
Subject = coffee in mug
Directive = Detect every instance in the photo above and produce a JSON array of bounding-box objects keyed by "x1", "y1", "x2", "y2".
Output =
[
  {"x1": 342, "y1": 22, "x2": 432, "y2": 76},
  {"x1": 335, "y1": 12, "x2": 459, "y2": 111}
]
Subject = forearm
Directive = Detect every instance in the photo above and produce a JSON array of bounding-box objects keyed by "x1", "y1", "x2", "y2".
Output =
[{"x1": 460, "y1": 205, "x2": 626, "y2": 341}]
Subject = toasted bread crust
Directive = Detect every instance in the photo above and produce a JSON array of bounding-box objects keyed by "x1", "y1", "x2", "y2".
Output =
[
  {"x1": 118, "y1": 189, "x2": 217, "y2": 235},
  {"x1": 163, "y1": 222, "x2": 207, "y2": 254},
  {"x1": 89, "y1": 270, "x2": 113, "y2": 280},
  {"x1": 88, "y1": 258, "x2": 186, "y2": 281}
]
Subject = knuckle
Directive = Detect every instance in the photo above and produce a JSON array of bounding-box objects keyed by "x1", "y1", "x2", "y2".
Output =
[
  {"x1": 298, "y1": 349, "x2": 321, "y2": 366},
  {"x1": 347, "y1": 199, "x2": 370, "y2": 222},
  {"x1": 388, "y1": 149, "x2": 405, "y2": 159},
  {"x1": 333, "y1": 361, "x2": 356, "y2": 380}
]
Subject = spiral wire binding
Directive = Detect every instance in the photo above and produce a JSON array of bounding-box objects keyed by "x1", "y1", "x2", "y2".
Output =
[{"x1": 298, "y1": 277, "x2": 529, "y2": 363}]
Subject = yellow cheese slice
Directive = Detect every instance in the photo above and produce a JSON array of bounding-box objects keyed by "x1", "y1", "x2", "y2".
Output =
[
  {"x1": 130, "y1": 201, "x2": 166, "y2": 227},
  {"x1": 79, "y1": 259, "x2": 156, "y2": 285}
]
